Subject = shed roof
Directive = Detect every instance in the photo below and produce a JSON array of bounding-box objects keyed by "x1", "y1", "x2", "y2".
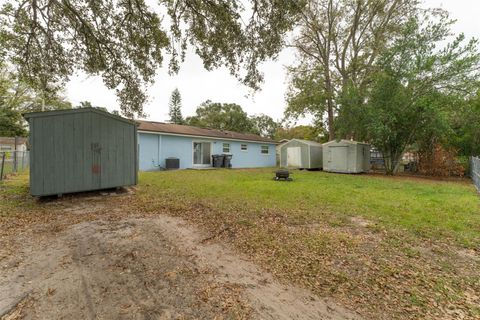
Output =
[
  {"x1": 292, "y1": 139, "x2": 323, "y2": 146},
  {"x1": 323, "y1": 139, "x2": 370, "y2": 146},
  {"x1": 23, "y1": 107, "x2": 136, "y2": 125},
  {"x1": 137, "y1": 120, "x2": 276, "y2": 144},
  {"x1": 280, "y1": 139, "x2": 323, "y2": 147}
]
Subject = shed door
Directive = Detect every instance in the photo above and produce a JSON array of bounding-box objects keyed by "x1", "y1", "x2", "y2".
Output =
[
  {"x1": 329, "y1": 146, "x2": 348, "y2": 171},
  {"x1": 287, "y1": 147, "x2": 301, "y2": 167}
]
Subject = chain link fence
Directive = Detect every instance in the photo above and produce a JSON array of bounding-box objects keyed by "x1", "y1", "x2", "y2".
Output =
[
  {"x1": 471, "y1": 156, "x2": 480, "y2": 192},
  {"x1": 0, "y1": 151, "x2": 30, "y2": 181}
]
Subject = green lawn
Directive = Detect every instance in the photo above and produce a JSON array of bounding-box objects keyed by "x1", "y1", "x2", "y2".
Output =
[{"x1": 139, "y1": 168, "x2": 480, "y2": 248}]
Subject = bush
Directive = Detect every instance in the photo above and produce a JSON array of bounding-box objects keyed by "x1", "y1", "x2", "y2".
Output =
[{"x1": 417, "y1": 144, "x2": 465, "y2": 177}]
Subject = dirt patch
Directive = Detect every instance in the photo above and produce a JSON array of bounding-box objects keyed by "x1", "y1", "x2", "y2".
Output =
[
  {"x1": 149, "y1": 215, "x2": 360, "y2": 320},
  {"x1": 0, "y1": 203, "x2": 359, "y2": 319},
  {"x1": 1, "y1": 218, "x2": 251, "y2": 319}
]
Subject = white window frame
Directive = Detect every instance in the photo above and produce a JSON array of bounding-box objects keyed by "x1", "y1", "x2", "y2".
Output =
[
  {"x1": 261, "y1": 145, "x2": 269, "y2": 155},
  {"x1": 241, "y1": 144, "x2": 248, "y2": 152},
  {"x1": 222, "y1": 143, "x2": 231, "y2": 154},
  {"x1": 192, "y1": 140, "x2": 213, "y2": 167}
]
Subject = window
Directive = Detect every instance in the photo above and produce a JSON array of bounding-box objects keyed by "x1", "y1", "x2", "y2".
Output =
[
  {"x1": 261, "y1": 145, "x2": 269, "y2": 154},
  {"x1": 241, "y1": 144, "x2": 248, "y2": 151},
  {"x1": 0, "y1": 146, "x2": 12, "y2": 151},
  {"x1": 222, "y1": 143, "x2": 230, "y2": 153}
]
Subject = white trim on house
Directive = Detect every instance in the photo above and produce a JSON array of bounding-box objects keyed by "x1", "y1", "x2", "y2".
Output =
[
  {"x1": 138, "y1": 130, "x2": 277, "y2": 145},
  {"x1": 222, "y1": 142, "x2": 231, "y2": 153},
  {"x1": 240, "y1": 143, "x2": 248, "y2": 152}
]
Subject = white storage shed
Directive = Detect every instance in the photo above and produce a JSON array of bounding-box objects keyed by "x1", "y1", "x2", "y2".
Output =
[
  {"x1": 323, "y1": 139, "x2": 370, "y2": 173},
  {"x1": 279, "y1": 139, "x2": 323, "y2": 169}
]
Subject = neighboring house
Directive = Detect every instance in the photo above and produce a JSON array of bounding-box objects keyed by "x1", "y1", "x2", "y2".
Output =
[
  {"x1": 0, "y1": 137, "x2": 28, "y2": 152},
  {"x1": 137, "y1": 121, "x2": 277, "y2": 170}
]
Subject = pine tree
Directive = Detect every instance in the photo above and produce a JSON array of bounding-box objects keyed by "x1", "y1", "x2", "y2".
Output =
[{"x1": 168, "y1": 88, "x2": 184, "y2": 124}]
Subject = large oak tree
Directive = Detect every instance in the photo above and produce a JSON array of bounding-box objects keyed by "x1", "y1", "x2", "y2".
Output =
[{"x1": 0, "y1": 0, "x2": 304, "y2": 117}]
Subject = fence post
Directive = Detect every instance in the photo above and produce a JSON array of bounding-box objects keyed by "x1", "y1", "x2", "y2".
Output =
[
  {"x1": 472, "y1": 156, "x2": 480, "y2": 192},
  {"x1": 0, "y1": 153, "x2": 5, "y2": 181}
]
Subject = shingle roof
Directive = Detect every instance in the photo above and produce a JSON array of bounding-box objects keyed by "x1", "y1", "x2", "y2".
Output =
[{"x1": 137, "y1": 120, "x2": 276, "y2": 144}]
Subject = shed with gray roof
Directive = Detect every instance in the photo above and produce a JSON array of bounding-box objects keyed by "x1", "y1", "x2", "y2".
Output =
[
  {"x1": 279, "y1": 139, "x2": 323, "y2": 169},
  {"x1": 323, "y1": 139, "x2": 370, "y2": 173}
]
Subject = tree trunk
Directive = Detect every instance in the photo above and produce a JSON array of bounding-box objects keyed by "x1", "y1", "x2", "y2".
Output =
[
  {"x1": 384, "y1": 150, "x2": 404, "y2": 175},
  {"x1": 327, "y1": 99, "x2": 335, "y2": 141},
  {"x1": 324, "y1": 68, "x2": 335, "y2": 141}
]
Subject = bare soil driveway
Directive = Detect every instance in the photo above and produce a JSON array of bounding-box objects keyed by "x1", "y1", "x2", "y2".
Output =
[{"x1": 0, "y1": 190, "x2": 359, "y2": 320}]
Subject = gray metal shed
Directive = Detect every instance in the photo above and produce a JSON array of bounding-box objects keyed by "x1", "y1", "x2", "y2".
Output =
[
  {"x1": 279, "y1": 139, "x2": 323, "y2": 169},
  {"x1": 25, "y1": 108, "x2": 138, "y2": 196},
  {"x1": 322, "y1": 139, "x2": 370, "y2": 173}
]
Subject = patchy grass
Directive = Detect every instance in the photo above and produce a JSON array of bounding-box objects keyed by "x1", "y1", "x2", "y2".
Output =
[
  {"x1": 1, "y1": 170, "x2": 479, "y2": 319},
  {"x1": 135, "y1": 168, "x2": 480, "y2": 319},
  {"x1": 139, "y1": 169, "x2": 479, "y2": 248}
]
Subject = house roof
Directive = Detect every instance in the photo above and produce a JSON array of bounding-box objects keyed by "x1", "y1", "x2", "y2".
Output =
[
  {"x1": 0, "y1": 137, "x2": 28, "y2": 145},
  {"x1": 137, "y1": 120, "x2": 276, "y2": 144}
]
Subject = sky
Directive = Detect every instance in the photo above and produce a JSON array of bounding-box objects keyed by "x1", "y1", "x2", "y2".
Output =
[{"x1": 65, "y1": 0, "x2": 480, "y2": 124}]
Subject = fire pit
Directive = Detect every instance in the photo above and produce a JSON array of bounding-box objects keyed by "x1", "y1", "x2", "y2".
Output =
[{"x1": 274, "y1": 169, "x2": 292, "y2": 181}]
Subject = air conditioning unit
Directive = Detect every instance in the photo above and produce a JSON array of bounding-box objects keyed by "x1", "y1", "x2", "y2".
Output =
[{"x1": 165, "y1": 157, "x2": 180, "y2": 170}]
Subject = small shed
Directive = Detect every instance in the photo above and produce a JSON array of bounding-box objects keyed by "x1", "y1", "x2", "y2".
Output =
[
  {"x1": 279, "y1": 139, "x2": 323, "y2": 169},
  {"x1": 25, "y1": 108, "x2": 138, "y2": 196},
  {"x1": 323, "y1": 139, "x2": 370, "y2": 173}
]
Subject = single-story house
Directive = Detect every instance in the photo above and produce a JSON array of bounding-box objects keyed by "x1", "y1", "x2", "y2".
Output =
[
  {"x1": 137, "y1": 121, "x2": 277, "y2": 170},
  {"x1": 0, "y1": 137, "x2": 28, "y2": 152}
]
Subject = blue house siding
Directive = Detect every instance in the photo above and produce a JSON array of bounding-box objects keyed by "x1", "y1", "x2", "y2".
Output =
[{"x1": 138, "y1": 132, "x2": 276, "y2": 171}]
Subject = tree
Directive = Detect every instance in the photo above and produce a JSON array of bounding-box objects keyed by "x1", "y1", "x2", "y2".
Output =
[
  {"x1": 0, "y1": 64, "x2": 71, "y2": 136},
  {"x1": 337, "y1": 12, "x2": 480, "y2": 174},
  {"x1": 0, "y1": 107, "x2": 27, "y2": 136},
  {"x1": 250, "y1": 114, "x2": 278, "y2": 139},
  {"x1": 285, "y1": 0, "x2": 418, "y2": 139},
  {"x1": 168, "y1": 89, "x2": 184, "y2": 124},
  {"x1": 450, "y1": 92, "x2": 480, "y2": 157},
  {"x1": 0, "y1": 1, "x2": 304, "y2": 117},
  {"x1": 75, "y1": 101, "x2": 121, "y2": 115},
  {"x1": 186, "y1": 101, "x2": 253, "y2": 133},
  {"x1": 274, "y1": 125, "x2": 325, "y2": 142}
]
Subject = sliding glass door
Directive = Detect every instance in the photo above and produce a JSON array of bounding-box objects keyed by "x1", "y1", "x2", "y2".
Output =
[{"x1": 193, "y1": 142, "x2": 211, "y2": 166}]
